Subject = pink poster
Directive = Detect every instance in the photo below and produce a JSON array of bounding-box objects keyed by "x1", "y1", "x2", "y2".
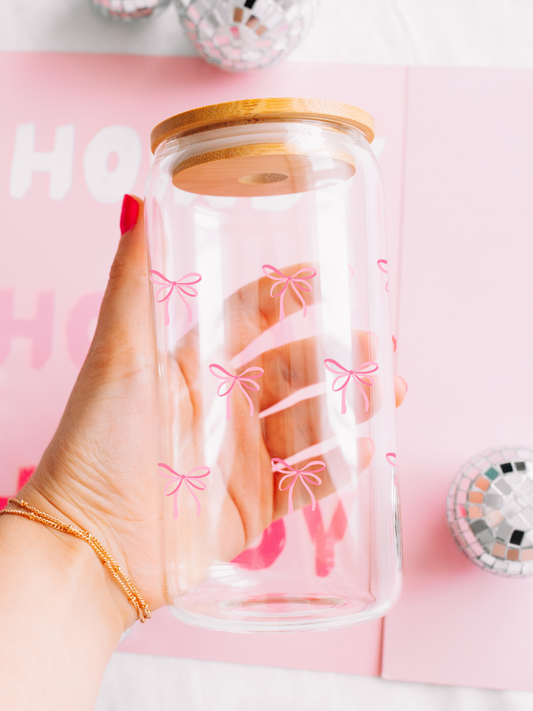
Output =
[
  {"x1": 382, "y1": 67, "x2": 533, "y2": 692},
  {"x1": 6, "y1": 51, "x2": 533, "y2": 689},
  {"x1": 0, "y1": 52, "x2": 406, "y2": 675}
]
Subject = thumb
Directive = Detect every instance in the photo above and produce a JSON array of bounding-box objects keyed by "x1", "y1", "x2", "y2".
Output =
[
  {"x1": 32, "y1": 194, "x2": 151, "y2": 497},
  {"x1": 85, "y1": 195, "x2": 151, "y2": 377}
]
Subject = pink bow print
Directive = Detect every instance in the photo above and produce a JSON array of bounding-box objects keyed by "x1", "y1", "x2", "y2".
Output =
[
  {"x1": 159, "y1": 463, "x2": 210, "y2": 518},
  {"x1": 386, "y1": 452, "x2": 397, "y2": 484},
  {"x1": 262, "y1": 264, "x2": 317, "y2": 320},
  {"x1": 272, "y1": 458, "x2": 325, "y2": 514},
  {"x1": 377, "y1": 259, "x2": 389, "y2": 292},
  {"x1": 150, "y1": 270, "x2": 202, "y2": 326},
  {"x1": 324, "y1": 359, "x2": 379, "y2": 414},
  {"x1": 209, "y1": 364, "x2": 264, "y2": 419}
]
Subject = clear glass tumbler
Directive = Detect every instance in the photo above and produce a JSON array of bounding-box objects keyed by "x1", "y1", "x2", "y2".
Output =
[{"x1": 146, "y1": 98, "x2": 402, "y2": 632}]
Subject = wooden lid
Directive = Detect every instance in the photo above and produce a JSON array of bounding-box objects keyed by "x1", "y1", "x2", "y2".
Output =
[
  {"x1": 150, "y1": 97, "x2": 375, "y2": 153},
  {"x1": 172, "y1": 143, "x2": 356, "y2": 197}
]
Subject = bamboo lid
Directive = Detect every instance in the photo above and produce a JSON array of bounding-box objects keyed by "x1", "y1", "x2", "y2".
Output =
[
  {"x1": 150, "y1": 97, "x2": 375, "y2": 153},
  {"x1": 172, "y1": 143, "x2": 356, "y2": 197}
]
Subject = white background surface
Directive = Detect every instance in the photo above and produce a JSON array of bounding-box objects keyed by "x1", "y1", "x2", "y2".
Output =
[
  {"x1": 3, "y1": 1, "x2": 533, "y2": 708},
  {"x1": 3, "y1": 0, "x2": 533, "y2": 68}
]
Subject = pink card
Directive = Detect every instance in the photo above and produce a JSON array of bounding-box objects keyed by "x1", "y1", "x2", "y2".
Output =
[
  {"x1": 381, "y1": 67, "x2": 533, "y2": 691},
  {"x1": 119, "y1": 608, "x2": 383, "y2": 675},
  {"x1": 0, "y1": 52, "x2": 406, "y2": 674}
]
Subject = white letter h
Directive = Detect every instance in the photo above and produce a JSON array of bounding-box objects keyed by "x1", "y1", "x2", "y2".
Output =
[{"x1": 10, "y1": 123, "x2": 74, "y2": 201}]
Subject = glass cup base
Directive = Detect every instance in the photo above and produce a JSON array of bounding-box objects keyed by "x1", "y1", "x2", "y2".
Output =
[
  {"x1": 220, "y1": 594, "x2": 346, "y2": 618},
  {"x1": 168, "y1": 594, "x2": 392, "y2": 633}
]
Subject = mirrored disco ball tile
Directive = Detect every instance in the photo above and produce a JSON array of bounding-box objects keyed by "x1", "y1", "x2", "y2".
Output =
[
  {"x1": 484, "y1": 493, "x2": 503, "y2": 508},
  {"x1": 480, "y1": 553, "x2": 496, "y2": 568},
  {"x1": 174, "y1": 0, "x2": 320, "y2": 71},
  {"x1": 485, "y1": 509, "x2": 503, "y2": 528},
  {"x1": 90, "y1": 0, "x2": 171, "y2": 20},
  {"x1": 518, "y1": 478, "x2": 533, "y2": 495},
  {"x1": 522, "y1": 508, "x2": 533, "y2": 527},
  {"x1": 492, "y1": 541, "x2": 506, "y2": 558},
  {"x1": 448, "y1": 446, "x2": 533, "y2": 576},
  {"x1": 493, "y1": 478, "x2": 512, "y2": 495}
]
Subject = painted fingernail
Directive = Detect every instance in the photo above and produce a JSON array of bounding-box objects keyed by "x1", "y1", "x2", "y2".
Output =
[
  {"x1": 398, "y1": 376, "x2": 408, "y2": 393},
  {"x1": 392, "y1": 335, "x2": 397, "y2": 352},
  {"x1": 120, "y1": 194, "x2": 139, "y2": 235}
]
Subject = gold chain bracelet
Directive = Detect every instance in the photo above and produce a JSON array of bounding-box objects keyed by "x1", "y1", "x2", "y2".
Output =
[{"x1": 0, "y1": 498, "x2": 151, "y2": 623}]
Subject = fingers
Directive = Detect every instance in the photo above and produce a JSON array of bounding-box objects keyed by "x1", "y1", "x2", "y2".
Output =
[
  {"x1": 395, "y1": 376, "x2": 408, "y2": 408},
  {"x1": 259, "y1": 361, "x2": 404, "y2": 472},
  {"x1": 271, "y1": 438, "x2": 375, "y2": 520},
  {"x1": 249, "y1": 329, "x2": 380, "y2": 426},
  {"x1": 262, "y1": 394, "x2": 334, "y2": 463},
  {"x1": 224, "y1": 263, "x2": 321, "y2": 358},
  {"x1": 257, "y1": 337, "x2": 323, "y2": 413}
]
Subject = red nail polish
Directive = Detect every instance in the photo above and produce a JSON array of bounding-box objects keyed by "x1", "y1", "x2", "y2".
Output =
[{"x1": 120, "y1": 194, "x2": 139, "y2": 235}]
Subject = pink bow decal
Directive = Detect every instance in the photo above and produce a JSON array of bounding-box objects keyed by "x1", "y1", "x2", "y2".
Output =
[
  {"x1": 377, "y1": 259, "x2": 389, "y2": 292},
  {"x1": 149, "y1": 270, "x2": 202, "y2": 326},
  {"x1": 324, "y1": 359, "x2": 379, "y2": 414},
  {"x1": 272, "y1": 458, "x2": 325, "y2": 514},
  {"x1": 262, "y1": 264, "x2": 317, "y2": 321},
  {"x1": 386, "y1": 452, "x2": 397, "y2": 484},
  {"x1": 209, "y1": 364, "x2": 264, "y2": 419},
  {"x1": 159, "y1": 463, "x2": 210, "y2": 518}
]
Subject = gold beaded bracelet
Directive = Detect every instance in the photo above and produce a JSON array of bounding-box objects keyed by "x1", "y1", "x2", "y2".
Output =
[{"x1": 0, "y1": 498, "x2": 151, "y2": 623}]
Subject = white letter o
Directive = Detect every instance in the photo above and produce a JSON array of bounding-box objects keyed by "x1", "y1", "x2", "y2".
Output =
[{"x1": 83, "y1": 126, "x2": 141, "y2": 204}]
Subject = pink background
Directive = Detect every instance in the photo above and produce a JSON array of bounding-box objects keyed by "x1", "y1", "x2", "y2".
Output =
[
  {"x1": 0, "y1": 53, "x2": 405, "y2": 677},
  {"x1": 382, "y1": 67, "x2": 533, "y2": 691},
  {"x1": 4, "y1": 52, "x2": 533, "y2": 689}
]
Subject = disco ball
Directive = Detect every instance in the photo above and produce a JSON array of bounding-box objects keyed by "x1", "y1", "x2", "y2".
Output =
[
  {"x1": 175, "y1": 0, "x2": 319, "y2": 72},
  {"x1": 90, "y1": 0, "x2": 171, "y2": 21}
]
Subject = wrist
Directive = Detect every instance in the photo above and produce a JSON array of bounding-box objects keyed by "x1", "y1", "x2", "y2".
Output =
[
  {"x1": 3, "y1": 491, "x2": 139, "y2": 633},
  {"x1": 0, "y1": 507, "x2": 130, "y2": 711}
]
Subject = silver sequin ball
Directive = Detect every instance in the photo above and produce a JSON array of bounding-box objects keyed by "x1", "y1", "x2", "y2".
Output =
[
  {"x1": 175, "y1": 0, "x2": 319, "y2": 72},
  {"x1": 90, "y1": 0, "x2": 171, "y2": 21},
  {"x1": 448, "y1": 446, "x2": 533, "y2": 576}
]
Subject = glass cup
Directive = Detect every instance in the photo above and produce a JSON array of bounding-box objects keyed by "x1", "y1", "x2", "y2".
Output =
[{"x1": 146, "y1": 98, "x2": 402, "y2": 632}]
